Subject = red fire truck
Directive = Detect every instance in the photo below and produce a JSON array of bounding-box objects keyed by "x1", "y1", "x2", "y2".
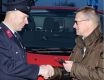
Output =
[{"x1": 21, "y1": 6, "x2": 76, "y2": 80}]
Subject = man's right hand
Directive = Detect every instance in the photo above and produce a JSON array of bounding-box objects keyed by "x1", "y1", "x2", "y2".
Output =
[{"x1": 38, "y1": 65, "x2": 54, "y2": 79}]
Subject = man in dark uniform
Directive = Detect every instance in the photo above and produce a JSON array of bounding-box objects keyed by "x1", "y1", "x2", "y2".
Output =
[{"x1": 0, "y1": 0, "x2": 54, "y2": 80}]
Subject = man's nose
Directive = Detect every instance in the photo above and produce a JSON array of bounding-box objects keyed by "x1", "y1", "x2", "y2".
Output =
[
  {"x1": 73, "y1": 23, "x2": 77, "y2": 28},
  {"x1": 25, "y1": 18, "x2": 28, "y2": 24}
]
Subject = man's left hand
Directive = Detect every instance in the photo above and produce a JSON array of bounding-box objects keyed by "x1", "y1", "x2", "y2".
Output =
[{"x1": 63, "y1": 61, "x2": 73, "y2": 72}]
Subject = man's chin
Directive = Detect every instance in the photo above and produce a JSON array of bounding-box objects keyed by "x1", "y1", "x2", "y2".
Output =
[
  {"x1": 76, "y1": 31, "x2": 79, "y2": 35},
  {"x1": 76, "y1": 32, "x2": 80, "y2": 36},
  {"x1": 17, "y1": 28, "x2": 22, "y2": 31}
]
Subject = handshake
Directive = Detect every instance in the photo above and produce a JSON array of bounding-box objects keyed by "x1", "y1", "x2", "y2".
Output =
[
  {"x1": 38, "y1": 65, "x2": 54, "y2": 79},
  {"x1": 38, "y1": 60, "x2": 73, "y2": 79}
]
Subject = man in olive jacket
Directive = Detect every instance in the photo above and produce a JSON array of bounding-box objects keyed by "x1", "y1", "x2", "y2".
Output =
[{"x1": 50, "y1": 7, "x2": 104, "y2": 80}]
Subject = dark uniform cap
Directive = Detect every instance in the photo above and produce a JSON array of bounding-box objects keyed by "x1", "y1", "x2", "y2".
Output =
[{"x1": 7, "y1": 0, "x2": 30, "y2": 14}]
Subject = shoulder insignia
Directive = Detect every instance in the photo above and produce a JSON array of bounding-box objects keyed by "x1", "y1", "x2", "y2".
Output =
[{"x1": 6, "y1": 30, "x2": 13, "y2": 38}]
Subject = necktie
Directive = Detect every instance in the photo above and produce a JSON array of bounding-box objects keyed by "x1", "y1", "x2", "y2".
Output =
[{"x1": 14, "y1": 32, "x2": 23, "y2": 48}]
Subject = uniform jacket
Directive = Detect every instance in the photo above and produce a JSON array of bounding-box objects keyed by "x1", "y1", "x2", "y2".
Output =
[
  {"x1": 53, "y1": 27, "x2": 104, "y2": 80},
  {"x1": 0, "y1": 23, "x2": 39, "y2": 80}
]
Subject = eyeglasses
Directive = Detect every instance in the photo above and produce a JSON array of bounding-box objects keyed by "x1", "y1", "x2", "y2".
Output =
[{"x1": 74, "y1": 19, "x2": 89, "y2": 25}]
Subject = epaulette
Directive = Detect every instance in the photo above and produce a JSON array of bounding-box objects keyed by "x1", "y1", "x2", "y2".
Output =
[
  {"x1": 5, "y1": 30, "x2": 13, "y2": 38},
  {"x1": 0, "y1": 26, "x2": 13, "y2": 38}
]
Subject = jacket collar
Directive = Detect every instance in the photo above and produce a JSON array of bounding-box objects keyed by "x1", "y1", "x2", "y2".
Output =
[
  {"x1": 76, "y1": 27, "x2": 102, "y2": 48},
  {"x1": 0, "y1": 23, "x2": 24, "y2": 48},
  {"x1": 0, "y1": 23, "x2": 14, "y2": 38},
  {"x1": 2, "y1": 22, "x2": 15, "y2": 34},
  {"x1": 84, "y1": 27, "x2": 102, "y2": 47}
]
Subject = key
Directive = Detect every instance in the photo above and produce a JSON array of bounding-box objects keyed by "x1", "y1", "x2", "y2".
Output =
[{"x1": 57, "y1": 58, "x2": 65, "y2": 64}]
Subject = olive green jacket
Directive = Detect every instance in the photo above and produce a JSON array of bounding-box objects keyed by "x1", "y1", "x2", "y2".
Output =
[{"x1": 53, "y1": 27, "x2": 104, "y2": 80}]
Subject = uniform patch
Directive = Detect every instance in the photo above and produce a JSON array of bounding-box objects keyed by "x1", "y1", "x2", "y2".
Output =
[{"x1": 6, "y1": 30, "x2": 13, "y2": 38}]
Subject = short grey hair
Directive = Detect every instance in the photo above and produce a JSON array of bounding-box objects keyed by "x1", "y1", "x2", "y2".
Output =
[{"x1": 77, "y1": 6, "x2": 100, "y2": 26}]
